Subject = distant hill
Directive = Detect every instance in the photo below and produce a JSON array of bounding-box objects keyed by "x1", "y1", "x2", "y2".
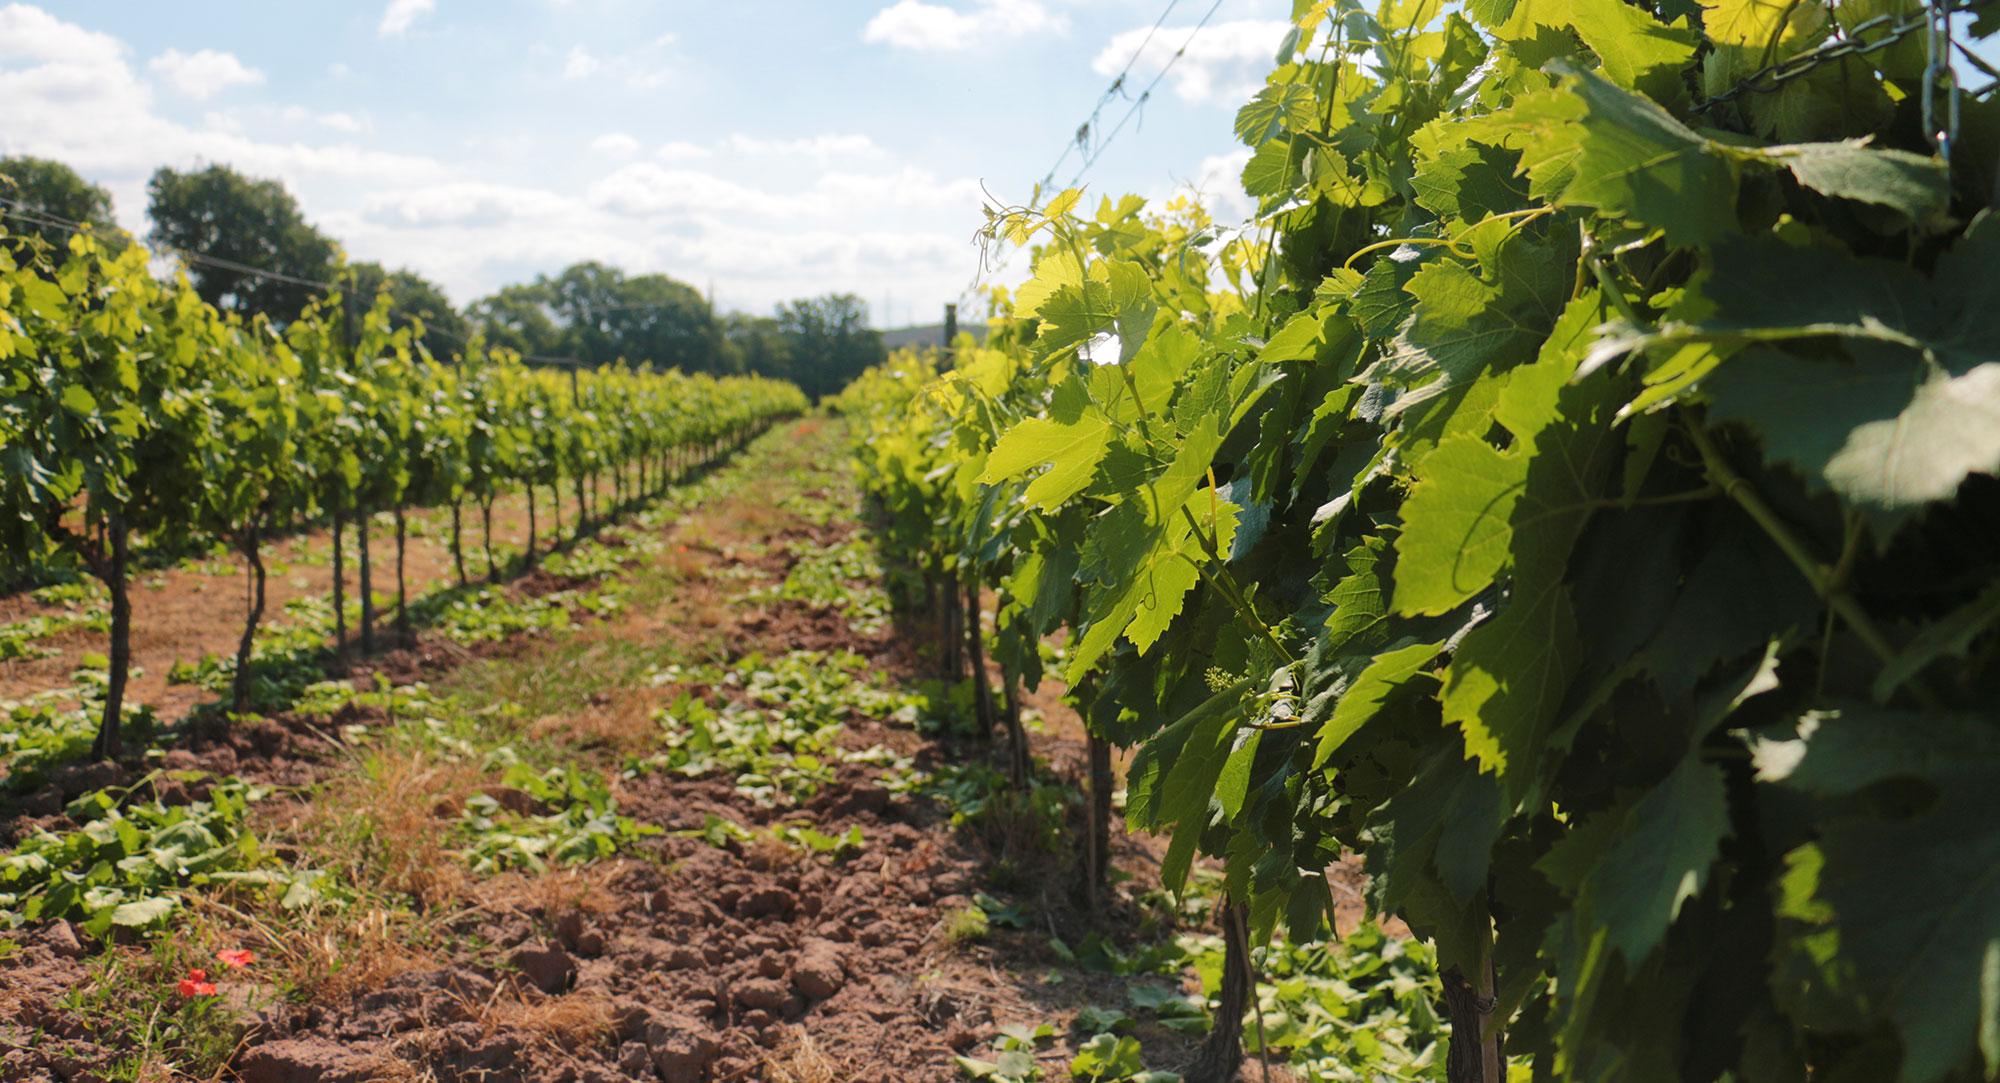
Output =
[{"x1": 878, "y1": 321, "x2": 990, "y2": 353}]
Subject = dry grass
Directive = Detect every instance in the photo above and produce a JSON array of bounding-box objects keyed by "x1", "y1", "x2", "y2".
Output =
[
  {"x1": 526, "y1": 685, "x2": 664, "y2": 753},
  {"x1": 298, "y1": 747, "x2": 485, "y2": 908},
  {"x1": 227, "y1": 743, "x2": 488, "y2": 1002},
  {"x1": 480, "y1": 861, "x2": 625, "y2": 922},
  {"x1": 185, "y1": 882, "x2": 443, "y2": 1006},
  {"x1": 480, "y1": 989, "x2": 618, "y2": 1047},
  {"x1": 744, "y1": 833, "x2": 809, "y2": 874},
  {"x1": 274, "y1": 904, "x2": 442, "y2": 1004},
  {"x1": 764, "y1": 1027, "x2": 849, "y2": 1083}
]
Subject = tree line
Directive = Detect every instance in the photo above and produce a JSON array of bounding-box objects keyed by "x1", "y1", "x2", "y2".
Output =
[{"x1": 0, "y1": 156, "x2": 884, "y2": 398}]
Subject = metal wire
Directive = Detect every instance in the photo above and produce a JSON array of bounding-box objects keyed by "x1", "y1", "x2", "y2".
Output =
[
  {"x1": 0, "y1": 197, "x2": 594, "y2": 368},
  {"x1": 1034, "y1": 0, "x2": 1187, "y2": 196},
  {"x1": 1921, "y1": 0, "x2": 1962, "y2": 163},
  {"x1": 1696, "y1": 0, "x2": 1976, "y2": 125}
]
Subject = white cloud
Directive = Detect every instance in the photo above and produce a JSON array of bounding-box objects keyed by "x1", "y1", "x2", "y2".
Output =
[
  {"x1": 654, "y1": 140, "x2": 711, "y2": 162},
  {"x1": 316, "y1": 111, "x2": 368, "y2": 134},
  {"x1": 147, "y1": 48, "x2": 263, "y2": 100},
  {"x1": 590, "y1": 132, "x2": 641, "y2": 157},
  {"x1": 263, "y1": 105, "x2": 373, "y2": 135},
  {"x1": 378, "y1": 0, "x2": 435, "y2": 37},
  {"x1": 719, "y1": 133, "x2": 883, "y2": 162},
  {"x1": 1172, "y1": 148, "x2": 1255, "y2": 225},
  {"x1": 1092, "y1": 19, "x2": 1290, "y2": 103},
  {"x1": 360, "y1": 182, "x2": 576, "y2": 228},
  {"x1": 0, "y1": 5, "x2": 988, "y2": 315},
  {"x1": 589, "y1": 163, "x2": 797, "y2": 220},
  {"x1": 0, "y1": 3, "x2": 124, "y2": 67},
  {"x1": 812, "y1": 168, "x2": 983, "y2": 213},
  {"x1": 0, "y1": 3, "x2": 444, "y2": 229},
  {"x1": 329, "y1": 61, "x2": 352, "y2": 79},
  {"x1": 862, "y1": 0, "x2": 1065, "y2": 51},
  {"x1": 562, "y1": 45, "x2": 599, "y2": 79},
  {"x1": 560, "y1": 35, "x2": 677, "y2": 89}
]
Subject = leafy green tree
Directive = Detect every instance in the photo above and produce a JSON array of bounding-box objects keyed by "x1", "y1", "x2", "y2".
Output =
[
  {"x1": 473, "y1": 264, "x2": 723, "y2": 372},
  {"x1": 347, "y1": 261, "x2": 468, "y2": 361},
  {"x1": 777, "y1": 293, "x2": 884, "y2": 400},
  {"x1": 596, "y1": 272, "x2": 718, "y2": 373},
  {"x1": 540, "y1": 261, "x2": 629, "y2": 364},
  {"x1": 147, "y1": 164, "x2": 338, "y2": 323},
  {"x1": 0, "y1": 155, "x2": 121, "y2": 256},
  {"x1": 467, "y1": 282, "x2": 562, "y2": 358},
  {"x1": 720, "y1": 312, "x2": 789, "y2": 380},
  {"x1": 543, "y1": 262, "x2": 721, "y2": 371}
]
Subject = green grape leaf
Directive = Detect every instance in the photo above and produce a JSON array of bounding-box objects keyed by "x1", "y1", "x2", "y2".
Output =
[
  {"x1": 1258, "y1": 309, "x2": 1328, "y2": 363},
  {"x1": 1033, "y1": 258, "x2": 1156, "y2": 355},
  {"x1": 1370, "y1": 745, "x2": 1506, "y2": 912},
  {"x1": 59, "y1": 384, "x2": 98, "y2": 417},
  {"x1": 1067, "y1": 436, "x2": 1235, "y2": 681},
  {"x1": 1765, "y1": 140, "x2": 1950, "y2": 220},
  {"x1": 1375, "y1": 264, "x2": 1520, "y2": 392},
  {"x1": 979, "y1": 413, "x2": 1113, "y2": 511},
  {"x1": 1762, "y1": 707, "x2": 2000, "y2": 1083},
  {"x1": 1871, "y1": 580, "x2": 2000, "y2": 703},
  {"x1": 1241, "y1": 139, "x2": 1298, "y2": 202},
  {"x1": 1441, "y1": 578, "x2": 1578, "y2": 780},
  {"x1": 1486, "y1": 0, "x2": 1699, "y2": 102},
  {"x1": 1125, "y1": 676, "x2": 1255, "y2": 831},
  {"x1": 1215, "y1": 727, "x2": 1262, "y2": 818},
  {"x1": 1393, "y1": 434, "x2": 1525, "y2": 616},
  {"x1": 1707, "y1": 347, "x2": 2000, "y2": 531},
  {"x1": 1312, "y1": 640, "x2": 1441, "y2": 767},
  {"x1": 1411, "y1": 140, "x2": 1529, "y2": 223},
  {"x1": 1321, "y1": 537, "x2": 1390, "y2": 654},
  {"x1": 1235, "y1": 82, "x2": 1316, "y2": 146},
  {"x1": 1583, "y1": 756, "x2": 1730, "y2": 964},
  {"x1": 1502, "y1": 62, "x2": 1740, "y2": 244}
]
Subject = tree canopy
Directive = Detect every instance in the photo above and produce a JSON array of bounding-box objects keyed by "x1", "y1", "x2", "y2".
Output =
[
  {"x1": 18, "y1": 155, "x2": 890, "y2": 399},
  {"x1": 345, "y1": 261, "x2": 468, "y2": 361},
  {"x1": 466, "y1": 282, "x2": 561, "y2": 358},
  {"x1": 720, "y1": 313, "x2": 788, "y2": 381},
  {"x1": 776, "y1": 293, "x2": 884, "y2": 401},
  {"x1": 468, "y1": 262, "x2": 724, "y2": 372},
  {"x1": 0, "y1": 155, "x2": 122, "y2": 255},
  {"x1": 147, "y1": 164, "x2": 339, "y2": 323}
]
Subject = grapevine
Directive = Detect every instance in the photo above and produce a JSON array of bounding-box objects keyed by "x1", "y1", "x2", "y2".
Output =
[
  {"x1": 0, "y1": 228, "x2": 806, "y2": 756},
  {"x1": 841, "y1": 0, "x2": 2000, "y2": 1079}
]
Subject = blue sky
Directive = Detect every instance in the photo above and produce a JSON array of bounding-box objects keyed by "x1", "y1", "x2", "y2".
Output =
[{"x1": 0, "y1": 1, "x2": 1288, "y2": 321}]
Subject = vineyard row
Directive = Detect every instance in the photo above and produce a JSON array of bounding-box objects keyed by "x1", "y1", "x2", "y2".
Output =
[
  {"x1": 837, "y1": 0, "x2": 2000, "y2": 1078},
  {"x1": 1, "y1": 229, "x2": 806, "y2": 758}
]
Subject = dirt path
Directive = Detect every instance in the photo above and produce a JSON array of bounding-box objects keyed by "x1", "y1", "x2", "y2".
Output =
[{"x1": 3, "y1": 420, "x2": 1333, "y2": 1083}]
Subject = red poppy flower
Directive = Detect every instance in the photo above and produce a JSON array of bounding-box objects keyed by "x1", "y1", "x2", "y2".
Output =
[
  {"x1": 186, "y1": 968, "x2": 208, "y2": 983},
  {"x1": 217, "y1": 949, "x2": 256, "y2": 969},
  {"x1": 177, "y1": 977, "x2": 217, "y2": 998}
]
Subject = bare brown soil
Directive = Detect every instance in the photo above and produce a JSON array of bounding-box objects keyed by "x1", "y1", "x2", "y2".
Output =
[{"x1": 0, "y1": 422, "x2": 1320, "y2": 1082}]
